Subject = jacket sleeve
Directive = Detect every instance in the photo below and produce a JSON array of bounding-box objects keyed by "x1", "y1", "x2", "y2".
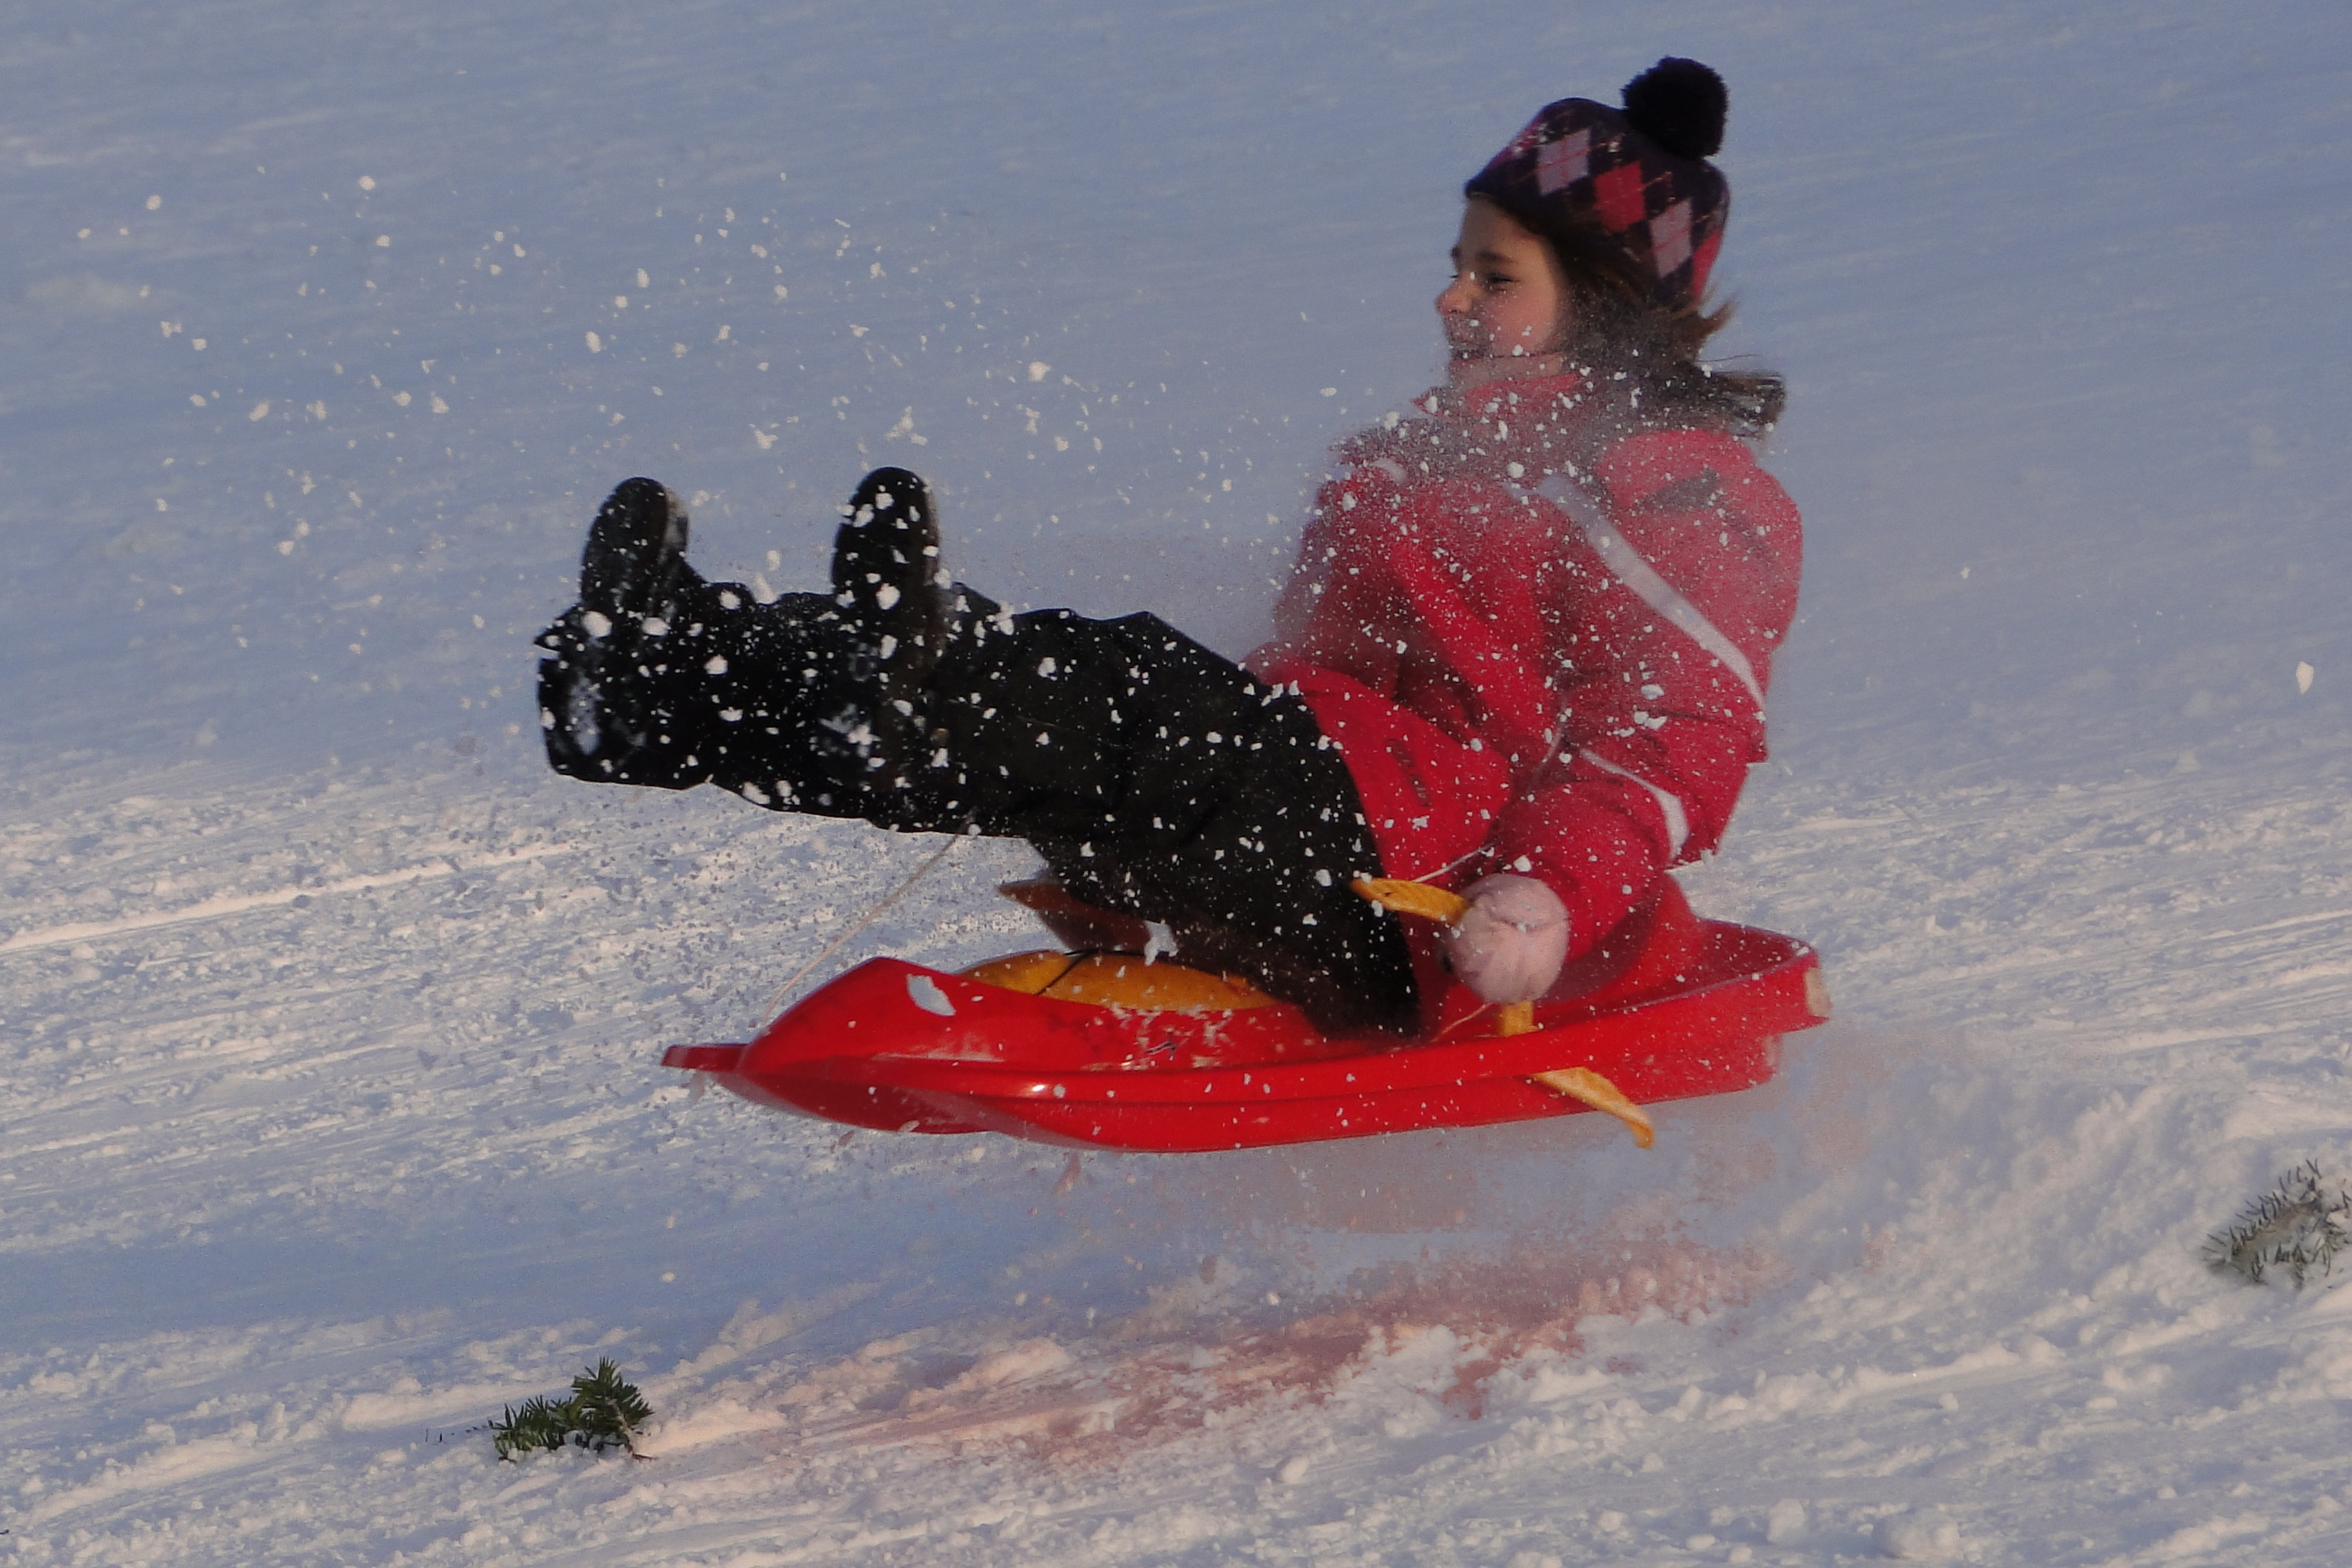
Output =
[{"x1": 1492, "y1": 430, "x2": 1803, "y2": 954}]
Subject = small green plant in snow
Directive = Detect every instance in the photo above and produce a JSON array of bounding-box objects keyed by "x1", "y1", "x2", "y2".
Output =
[{"x1": 488, "y1": 1359, "x2": 652, "y2": 1460}]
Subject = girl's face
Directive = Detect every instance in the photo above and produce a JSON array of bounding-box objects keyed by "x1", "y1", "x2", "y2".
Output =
[{"x1": 1436, "y1": 198, "x2": 1572, "y2": 384}]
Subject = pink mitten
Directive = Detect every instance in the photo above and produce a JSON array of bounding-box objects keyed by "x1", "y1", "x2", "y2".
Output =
[{"x1": 1444, "y1": 875, "x2": 1570, "y2": 1004}]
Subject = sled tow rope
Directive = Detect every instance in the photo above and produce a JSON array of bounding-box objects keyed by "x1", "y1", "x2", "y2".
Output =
[{"x1": 766, "y1": 835, "x2": 966, "y2": 1014}]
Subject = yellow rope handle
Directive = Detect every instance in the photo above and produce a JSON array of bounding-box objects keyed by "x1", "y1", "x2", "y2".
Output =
[
  {"x1": 1358, "y1": 877, "x2": 1539, "y2": 1040},
  {"x1": 1529, "y1": 1066, "x2": 1656, "y2": 1149},
  {"x1": 1352, "y1": 875, "x2": 1470, "y2": 925}
]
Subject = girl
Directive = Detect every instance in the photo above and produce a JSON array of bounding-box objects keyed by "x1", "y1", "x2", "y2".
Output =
[{"x1": 535, "y1": 58, "x2": 1800, "y2": 1040}]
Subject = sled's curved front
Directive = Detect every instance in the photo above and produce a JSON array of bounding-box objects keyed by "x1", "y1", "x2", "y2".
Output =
[{"x1": 660, "y1": 919, "x2": 1830, "y2": 1154}]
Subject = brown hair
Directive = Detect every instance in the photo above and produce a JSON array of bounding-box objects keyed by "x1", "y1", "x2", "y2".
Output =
[{"x1": 1547, "y1": 235, "x2": 1785, "y2": 439}]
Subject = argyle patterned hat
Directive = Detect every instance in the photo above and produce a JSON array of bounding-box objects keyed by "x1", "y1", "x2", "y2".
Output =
[{"x1": 1464, "y1": 59, "x2": 1730, "y2": 315}]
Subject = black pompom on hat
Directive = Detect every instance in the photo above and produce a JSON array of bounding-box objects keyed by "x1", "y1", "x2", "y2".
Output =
[
  {"x1": 1619, "y1": 56, "x2": 1727, "y2": 160},
  {"x1": 1464, "y1": 58, "x2": 1732, "y2": 313}
]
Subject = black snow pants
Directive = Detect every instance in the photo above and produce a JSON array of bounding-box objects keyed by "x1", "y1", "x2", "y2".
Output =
[{"x1": 539, "y1": 581, "x2": 1421, "y2": 1035}]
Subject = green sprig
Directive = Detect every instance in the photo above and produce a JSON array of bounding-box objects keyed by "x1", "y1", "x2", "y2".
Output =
[{"x1": 489, "y1": 1359, "x2": 653, "y2": 1461}]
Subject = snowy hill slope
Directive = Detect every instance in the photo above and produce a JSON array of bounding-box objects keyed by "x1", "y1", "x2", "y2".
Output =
[{"x1": 6, "y1": 2, "x2": 2352, "y2": 1564}]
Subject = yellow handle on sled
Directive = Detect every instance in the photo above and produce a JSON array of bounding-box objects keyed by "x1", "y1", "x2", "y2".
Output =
[
  {"x1": 1356, "y1": 876, "x2": 1527, "y2": 1027},
  {"x1": 1529, "y1": 1067, "x2": 1656, "y2": 1149},
  {"x1": 1354, "y1": 878, "x2": 1652, "y2": 1147},
  {"x1": 1352, "y1": 875, "x2": 1471, "y2": 926},
  {"x1": 1354, "y1": 875, "x2": 1530, "y2": 1033}
]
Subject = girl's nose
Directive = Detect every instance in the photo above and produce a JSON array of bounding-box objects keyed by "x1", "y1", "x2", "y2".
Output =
[{"x1": 1436, "y1": 277, "x2": 1473, "y2": 316}]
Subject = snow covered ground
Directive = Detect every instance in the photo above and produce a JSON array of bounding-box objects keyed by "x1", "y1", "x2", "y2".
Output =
[{"x1": 7, "y1": 1, "x2": 2352, "y2": 1562}]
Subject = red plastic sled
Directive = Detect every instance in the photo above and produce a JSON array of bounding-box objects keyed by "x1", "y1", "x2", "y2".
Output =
[{"x1": 662, "y1": 879, "x2": 1830, "y2": 1154}]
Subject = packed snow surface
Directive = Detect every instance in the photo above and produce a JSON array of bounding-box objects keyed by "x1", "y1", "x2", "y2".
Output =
[{"x1": 7, "y1": 2, "x2": 2352, "y2": 1563}]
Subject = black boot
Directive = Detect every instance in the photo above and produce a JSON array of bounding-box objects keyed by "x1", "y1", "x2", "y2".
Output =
[
  {"x1": 583, "y1": 476, "x2": 693, "y2": 627},
  {"x1": 535, "y1": 478, "x2": 712, "y2": 788},
  {"x1": 827, "y1": 467, "x2": 951, "y2": 778}
]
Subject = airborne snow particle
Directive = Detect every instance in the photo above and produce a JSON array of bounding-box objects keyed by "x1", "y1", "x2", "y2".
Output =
[
  {"x1": 2298, "y1": 661, "x2": 2315, "y2": 693},
  {"x1": 585, "y1": 331, "x2": 602, "y2": 353}
]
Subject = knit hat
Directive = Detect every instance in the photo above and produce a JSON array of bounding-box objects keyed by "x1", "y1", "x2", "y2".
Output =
[{"x1": 1464, "y1": 58, "x2": 1730, "y2": 315}]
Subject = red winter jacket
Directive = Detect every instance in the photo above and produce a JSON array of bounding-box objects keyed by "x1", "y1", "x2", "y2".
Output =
[{"x1": 1247, "y1": 372, "x2": 1801, "y2": 984}]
